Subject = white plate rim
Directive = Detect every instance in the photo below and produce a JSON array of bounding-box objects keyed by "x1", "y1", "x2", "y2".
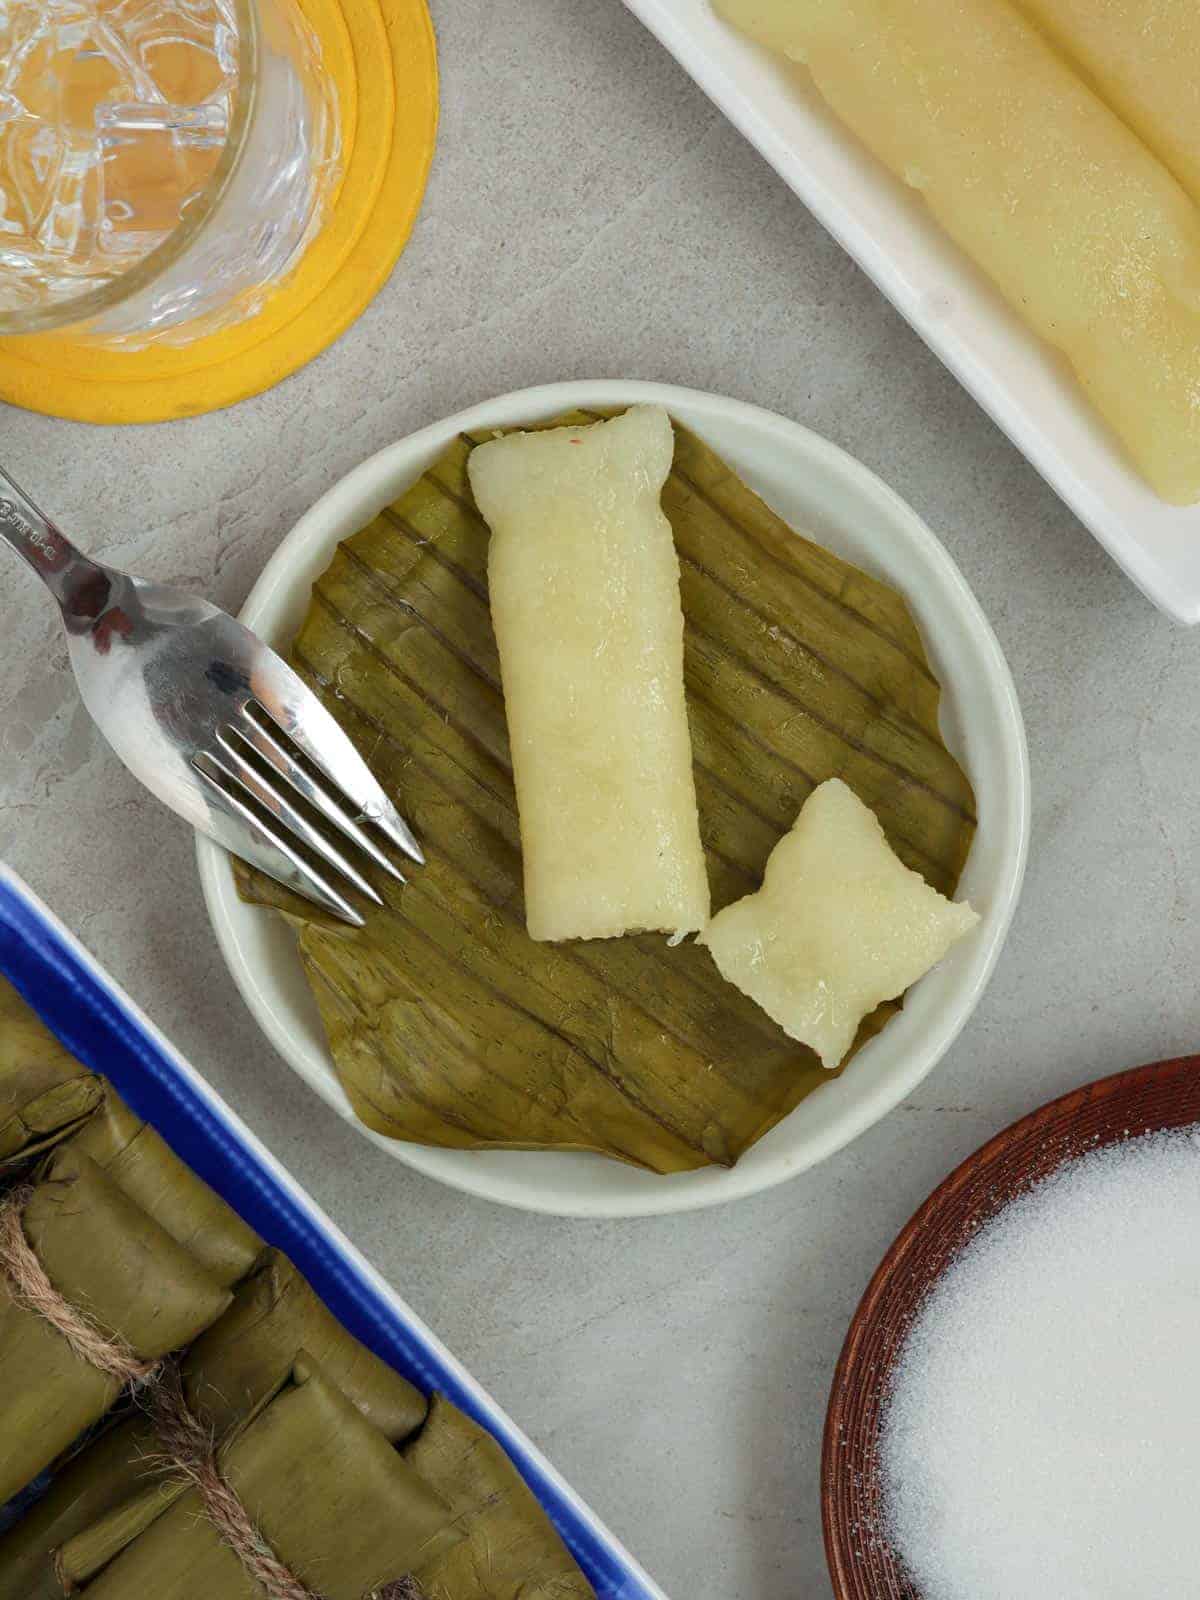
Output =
[{"x1": 198, "y1": 379, "x2": 1030, "y2": 1219}]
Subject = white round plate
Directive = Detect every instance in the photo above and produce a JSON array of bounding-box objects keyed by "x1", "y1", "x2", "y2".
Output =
[{"x1": 198, "y1": 381, "x2": 1029, "y2": 1218}]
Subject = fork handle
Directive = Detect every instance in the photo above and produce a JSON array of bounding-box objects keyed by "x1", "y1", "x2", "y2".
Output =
[{"x1": 0, "y1": 465, "x2": 113, "y2": 626}]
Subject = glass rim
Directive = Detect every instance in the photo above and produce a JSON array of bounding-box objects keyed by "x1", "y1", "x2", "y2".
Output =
[{"x1": 0, "y1": 0, "x2": 260, "y2": 338}]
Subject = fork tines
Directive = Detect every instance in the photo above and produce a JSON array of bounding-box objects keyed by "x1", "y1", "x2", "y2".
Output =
[{"x1": 191, "y1": 696, "x2": 420, "y2": 926}]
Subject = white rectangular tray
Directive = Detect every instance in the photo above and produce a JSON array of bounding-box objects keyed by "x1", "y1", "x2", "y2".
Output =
[{"x1": 622, "y1": 0, "x2": 1200, "y2": 622}]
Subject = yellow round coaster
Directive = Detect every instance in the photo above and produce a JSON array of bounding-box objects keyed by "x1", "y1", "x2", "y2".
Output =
[{"x1": 0, "y1": 0, "x2": 438, "y2": 424}]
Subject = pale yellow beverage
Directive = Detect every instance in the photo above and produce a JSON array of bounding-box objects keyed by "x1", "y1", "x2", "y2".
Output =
[
  {"x1": 0, "y1": 1, "x2": 232, "y2": 308},
  {"x1": 717, "y1": 0, "x2": 1200, "y2": 503},
  {"x1": 1013, "y1": 0, "x2": 1200, "y2": 206},
  {"x1": 0, "y1": 0, "x2": 339, "y2": 341}
]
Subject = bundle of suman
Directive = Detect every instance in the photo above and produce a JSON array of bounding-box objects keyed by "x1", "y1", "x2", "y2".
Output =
[{"x1": 0, "y1": 978, "x2": 592, "y2": 1600}]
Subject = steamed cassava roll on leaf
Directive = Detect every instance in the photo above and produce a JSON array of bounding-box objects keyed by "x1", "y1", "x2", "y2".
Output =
[
  {"x1": 403, "y1": 1394, "x2": 595, "y2": 1600},
  {"x1": 701, "y1": 780, "x2": 978, "y2": 1069},
  {"x1": 0, "y1": 1149, "x2": 229, "y2": 1508},
  {"x1": 71, "y1": 1360, "x2": 459, "y2": 1600},
  {"x1": 0, "y1": 1250, "x2": 428, "y2": 1600},
  {"x1": 236, "y1": 414, "x2": 975, "y2": 1170},
  {"x1": 468, "y1": 406, "x2": 709, "y2": 941},
  {"x1": 716, "y1": 0, "x2": 1200, "y2": 503}
]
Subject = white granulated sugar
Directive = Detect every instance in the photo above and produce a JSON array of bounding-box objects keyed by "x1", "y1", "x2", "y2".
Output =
[{"x1": 880, "y1": 1128, "x2": 1200, "y2": 1600}]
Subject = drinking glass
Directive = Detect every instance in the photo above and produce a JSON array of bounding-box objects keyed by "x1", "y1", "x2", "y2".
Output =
[{"x1": 0, "y1": 0, "x2": 341, "y2": 345}]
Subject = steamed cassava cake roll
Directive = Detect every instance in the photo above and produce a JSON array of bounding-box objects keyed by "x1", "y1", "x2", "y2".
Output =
[
  {"x1": 1013, "y1": 0, "x2": 1200, "y2": 208},
  {"x1": 716, "y1": 0, "x2": 1200, "y2": 503},
  {"x1": 469, "y1": 405, "x2": 710, "y2": 941}
]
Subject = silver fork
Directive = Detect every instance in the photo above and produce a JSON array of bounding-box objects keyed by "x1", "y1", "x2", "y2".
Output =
[{"x1": 0, "y1": 464, "x2": 422, "y2": 926}]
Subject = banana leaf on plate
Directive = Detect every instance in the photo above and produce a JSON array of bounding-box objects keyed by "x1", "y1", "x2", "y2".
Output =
[{"x1": 238, "y1": 414, "x2": 976, "y2": 1172}]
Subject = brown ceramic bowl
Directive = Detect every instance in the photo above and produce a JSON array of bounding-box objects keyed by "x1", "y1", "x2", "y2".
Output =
[{"x1": 821, "y1": 1054, "x2": 1200, "y2": 1598}]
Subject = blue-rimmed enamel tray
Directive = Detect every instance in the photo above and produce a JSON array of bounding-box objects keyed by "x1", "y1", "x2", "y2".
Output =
[{"x1": 0, "y1": 866, "x2": 666, "y2": 1600}]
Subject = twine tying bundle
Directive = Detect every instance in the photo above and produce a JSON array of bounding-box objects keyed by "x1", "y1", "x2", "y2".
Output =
[
  {"x1": 0, "y1": 1186, "x2": 158, "y2": 1387},
  {"x1": 149, "y1": 1363, "x2": 325, "y2": 1600},
  {"x1": 0, "y1": 1188, "x2": 426, "y2": 1600}
]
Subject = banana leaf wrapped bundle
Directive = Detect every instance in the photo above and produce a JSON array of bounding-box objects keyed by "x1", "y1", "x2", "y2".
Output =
[
  {"x1": 0, "y1": 978, "x2": 262, "y2": 1283},
  {"x1": 62, "y1": 1358, "x2": 459, "y2": 1599},
  {"x1": 237, "y1": 413, "x2": 976, "y2": 1172},
  {"x1": 0, "y1": 977, "x2": 102, "y2": 1166},
  {"x1": 0, "y1": 1148, "x2": 230, "y2": 1508},
  {"x1": 183, "y1": 1248, "x2": 427, "y2": 1439},
  {"x1": 403, "y1": 1395, "x2": 594, "y2": 1600},
  {"x1": 65, "y1": 1088, "x2": 261, "y2": 1288},
  {"x1": 0, "y1": 1249, "x2": 429, "y2": 1599},
  {"x1": 0, "y1": 991, "x2": 596, "y2": 1600},
  {"x1": 51, "y1": 1390, "x2": 595, "y2": 1600}
]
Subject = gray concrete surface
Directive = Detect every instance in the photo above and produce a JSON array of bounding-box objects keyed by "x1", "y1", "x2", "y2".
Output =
[{"x1": 3, "y1": 1, "x2": 1199, "y2": 1594}]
